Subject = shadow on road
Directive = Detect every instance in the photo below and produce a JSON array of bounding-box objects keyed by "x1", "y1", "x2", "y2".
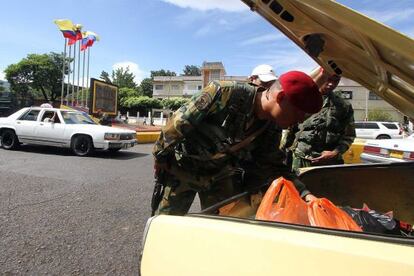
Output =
[{"x1": 10, "y1": 145, "x2": 149, "y2": 160}]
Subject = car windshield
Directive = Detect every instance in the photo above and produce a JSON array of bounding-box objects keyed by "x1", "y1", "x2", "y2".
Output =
[{"x1": 61, "y1": 111, "x2": 96, "y2": 125}]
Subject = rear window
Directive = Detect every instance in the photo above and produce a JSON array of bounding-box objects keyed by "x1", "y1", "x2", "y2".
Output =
[
  {"x1": 382, "y1": 123, "x2": 398, "y2": 129},
  {"x1": 18, "y1": 109, "x2": 40, "y2": 121},
  {"x1": 355, "y1": 122, "x2": 380, "y2": 129}
]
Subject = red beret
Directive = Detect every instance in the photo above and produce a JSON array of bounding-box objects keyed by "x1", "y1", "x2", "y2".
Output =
[{"x1": 279, "y1": 71, "x2": 322, "y2": 114}]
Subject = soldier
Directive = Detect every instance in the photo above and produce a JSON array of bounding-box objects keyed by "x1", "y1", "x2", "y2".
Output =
[
  {"x1": 248, "y1": 64, "x2": 277, "y2": 91},
  {"x1": 152, "y1": 71, "x2": 323, "y2": 215},
  {"x1": 287, "y1": 68, "x2": 356, "y2": 173}
]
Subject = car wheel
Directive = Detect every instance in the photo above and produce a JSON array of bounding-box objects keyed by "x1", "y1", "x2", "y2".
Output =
[
  {"x1": 1, "y1": 129, "x2": 20, "y2": 150},
  {"x1": 108, "y1": 148, "x2": 122, "y2": 152},
  {"x1": 376, "y1": 134, "x2": 391, "y2": 139},
  {"x1": 71, "y1": 135, "x2": 94, "y2": 156}
]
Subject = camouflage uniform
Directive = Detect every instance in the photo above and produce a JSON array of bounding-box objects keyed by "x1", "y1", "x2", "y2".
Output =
[
  {"x1": 288, "y1": 91, "x2": 356, "y2": 173},
  {"x1": 153, "y1": 81, "x2": 310, "y2": 215}
]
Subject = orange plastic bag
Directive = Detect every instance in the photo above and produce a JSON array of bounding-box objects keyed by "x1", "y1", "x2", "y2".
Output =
[
  {"x1": 256, "y1": 177, "x2": 310, "y2": 225},
  {"x1": 308, "y1": 198, "x2": 362, "y2": 232}
]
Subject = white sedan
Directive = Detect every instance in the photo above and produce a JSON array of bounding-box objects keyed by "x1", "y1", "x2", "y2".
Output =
[
  {"x1": 360, "y1": 134, "x2": 414, "y2": 163},
  {"x1": 0, "y1": 107, "x2": 137, "y2": 156}
]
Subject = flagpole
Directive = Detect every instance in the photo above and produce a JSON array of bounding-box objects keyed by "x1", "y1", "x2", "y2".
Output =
[
  {"x1": 60, "y1": 38, "x2": 67, "y2": 107},
  {"x1": 76, "y1": 39, "x2": 81, "y2": 106},
  {"x1": 86, "y1": 47, "x2": 90, "y2": 109},
  {"x1": 81, "y1": 48, "x2": 86, "y2": 107},
  {"x1": 66, "y1": 44, "x2": 72, "y2": 106},
  {"x1": 71, "y1": 41, "x2": 77, "y2": 106}
]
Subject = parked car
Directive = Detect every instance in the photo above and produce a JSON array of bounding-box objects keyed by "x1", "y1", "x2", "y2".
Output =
[
  {"x1": 360, "y1": 134, "x2": 414, "y2": 163},
  {"x1": 0, "y1": 107, "x2": 137, "y2": 156},
  {"x1": 140, "y1": 0, "x2": 414, "y2": 275},
  {"x1": 355, "y1": 121, "x2": 403, "y2": 139}
]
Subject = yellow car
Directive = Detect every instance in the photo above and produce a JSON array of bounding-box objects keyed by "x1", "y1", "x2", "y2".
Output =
[{"x1": 141, "y1": 1, "x2": 414, "y2": 275}]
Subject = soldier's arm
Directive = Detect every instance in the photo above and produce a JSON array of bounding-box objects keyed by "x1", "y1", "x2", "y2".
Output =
[
  {"x1": 334, "y1": 105, "x2": 356, "y2": 154},
  {"x1": 152, "y1": 81, "x2": 223, "y2": 161}
]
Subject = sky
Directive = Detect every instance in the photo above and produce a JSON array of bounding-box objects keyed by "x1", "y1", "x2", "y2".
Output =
[{"x1": 0, "y1": 0, "x2": 413, "y2": 84}]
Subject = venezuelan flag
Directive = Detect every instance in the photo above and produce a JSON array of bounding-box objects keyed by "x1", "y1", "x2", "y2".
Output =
[
  {"x1": 80, "y1": 31, "x2": 100, "y2": 51},
  {"x1": 68, "y1": 24, "x2": 83, "y2": 45},
  {"x1": 54, "y1": 19, "x2": 77, "y2": 40}
]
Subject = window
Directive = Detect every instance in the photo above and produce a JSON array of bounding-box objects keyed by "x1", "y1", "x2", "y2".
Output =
[
  {"x1": 187, "y1": 84, "x2": 197, "y2": 90},
  {"x1": 382, "y1": 123, "x2": 398, "y2": 130},
  {"x1": 197, "y1": 85, "x2": 202, "y2": 90},
  {"x1": 210, "y1": 70, "x2": 221, "y2": 81},
  {"x1": 369, "y1": 91, "x2": 382, "y2": 100},
  {"x1": 171, "y1": 85, "x2": 179, "y2": 91},
  {"x1": 19, "y1": 109, "x2": 40, "y2": 121},
  {"x1": 355, "y1": 122, "x2": 380, "y2": 129},
  {"x1": 155, "y1": 85, "x2": 163, "y2": 90},
  {"x1": 341, "y1": 90, "x2": 353, "y2": 99},
  {"x1": 41, "y1": 111, "x2": 61, "y2": 123}
]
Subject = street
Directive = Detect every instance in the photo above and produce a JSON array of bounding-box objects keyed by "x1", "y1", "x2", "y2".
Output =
[{"x1": 0, "y1": 144, "x2": 163, "y2": 275}]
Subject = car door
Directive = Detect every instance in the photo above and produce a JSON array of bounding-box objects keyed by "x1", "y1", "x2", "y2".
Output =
[
  {"x1": 34, "y1": 110, "x2": 66, "y2": 146},
  {"x1": 15, "y1": 109, "x2": 41, "y2": 141},
  {"x1": 355, "y1": 122, "x2": 370, "y2": 139}
]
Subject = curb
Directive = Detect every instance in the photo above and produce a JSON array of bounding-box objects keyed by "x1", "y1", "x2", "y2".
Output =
[{"x1": 136, "y1": 131, "x2": 160, "y2": 144}]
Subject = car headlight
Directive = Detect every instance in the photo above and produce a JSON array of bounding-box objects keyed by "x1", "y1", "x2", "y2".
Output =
[{"x1": 104, "y1": 133, "x2": 121, "y2": 140}]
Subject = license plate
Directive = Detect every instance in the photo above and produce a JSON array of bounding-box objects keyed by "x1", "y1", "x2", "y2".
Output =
[
  {"x1": 390, "y1": 150, "x2": 403, "y2": 159},
  {"x1": 122, "y1": 142, "x2": 135, "y2": 149}
]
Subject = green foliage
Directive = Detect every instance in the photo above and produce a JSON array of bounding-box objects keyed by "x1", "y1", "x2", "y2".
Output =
[
  {"x1": 139, "y1": 78, "x2": 153, "y2": 97},
  {"x1": 368, "y1": 109, "x2": 393, "y2": 121},
  {"x1": 122, "y1": 96, "x2": 161, "y2": 110},
  {"x1": 182, "y1": 65, "x2": 201, "y2": 76},
  {"x1": 100, "y1": 67, "x2": 137, "y2": 89},
  {"x1": 112, "y1": 67, "x2": 137, "y2": 89},
  {"x1": 100, "y1": 71, "x2": 112, "y2": 84},
  {"x1": 161, "y1": 97, "x2": 189, "y2": 111},
  {"x1": 118, "y1": 87, "x2": 142, "y2": 106},
  {"x1": 150, "y1": 69, "x2": 176, "y2": 78},
  {"x1": 5, "y1": 52, "x2": 68, "y2": 102}
]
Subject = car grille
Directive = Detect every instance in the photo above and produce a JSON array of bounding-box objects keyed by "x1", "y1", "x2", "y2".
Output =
[{"x1": 120, "y1": 133, "x2": 135, "y2": 140}]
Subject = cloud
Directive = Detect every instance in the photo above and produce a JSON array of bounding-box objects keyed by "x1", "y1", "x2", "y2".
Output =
[
  {"x1": 0, "y1": 69, "x2": 5, "y2": 81},
  {"x1": 160, "y1": 0, "x2": 247, "y2": 12},
  {"x1": 240, "y1": 33, "x2": 286, "y2": 46},
  {"x1": 112, "y1": 61, "x2": 147, "y2": 85},
  {"x1": 238, "y1": 47, "x2": 318, "y2": 75}
]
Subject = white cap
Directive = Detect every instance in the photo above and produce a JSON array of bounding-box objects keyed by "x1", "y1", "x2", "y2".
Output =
[
  {"x1": 40, "y1": 103, "x2": 53, "y2": 108},
  {"x1": 250, "y1": 64, "x2": 277, "y2": 82}
]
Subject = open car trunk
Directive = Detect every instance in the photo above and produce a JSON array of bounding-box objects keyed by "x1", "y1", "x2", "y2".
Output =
[{"x1": 200, "y1": 162, "x2": 414, "y2": 235}]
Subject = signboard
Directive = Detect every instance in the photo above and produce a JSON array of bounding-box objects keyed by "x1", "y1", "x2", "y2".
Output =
[{"x1": 90, "y1": 78, "x2": 118, "y2": 115}]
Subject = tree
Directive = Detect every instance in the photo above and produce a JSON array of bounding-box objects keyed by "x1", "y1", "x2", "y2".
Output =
[
  {"x1": 100, "y1": 71, "x2": 112, "y2": 84},
  {"x1": 182, "y1": 65, "x2": 201, "y2": 76},
  {"x1": 161, "y1": 97, "x2": 190, "y2": 111},
  {"x1": 150, "y1": 69, "x2": 176, "y2": 78},
  {"x1": 368, "y1": 109, "x2": 393, "y2": 121},
  {"x1": 118, "y1": 87, "x2": 141, "y2": 106},
  {"x1": 5, "y1": 52, "x2": 68, "y2": 102},
  {"x1": 100, "y1": 67, "x2": 137, "y2": 89},
  {"x1": 140, "y1": 78, "x2": 153, "y2": 97}
]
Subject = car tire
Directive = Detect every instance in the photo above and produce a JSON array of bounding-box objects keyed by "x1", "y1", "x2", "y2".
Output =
[
  {"x1": 376, "y1": 134, "x2": 391, "y2": 139},
  {"x1": 71, "y1": 135, "x2": 94, "y2": 156},
  {"x1": 1, "y1": 129, "x2": 20, "y2": 150},
  {"x1": 108, "y1": 148, "x2": 122, "y2": 152}
]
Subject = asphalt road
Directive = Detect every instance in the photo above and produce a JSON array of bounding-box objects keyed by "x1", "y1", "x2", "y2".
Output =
[{"x1": 0, "y1": 144, "x2": 166, "y2": 275}]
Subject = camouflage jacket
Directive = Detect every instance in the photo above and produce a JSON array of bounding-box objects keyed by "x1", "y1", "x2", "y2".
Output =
[
  {"x1": 287, "y1": 91, "x2": 356, "y2": 158},
  {"x1": 153, "y1": 81, "x2": 309, "y2": 195}
]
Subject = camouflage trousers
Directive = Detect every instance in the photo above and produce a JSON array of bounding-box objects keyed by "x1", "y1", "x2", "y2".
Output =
[
  {"x1": 154, "y1": 167, "x2": 243, "y2": 216},
  {"x1": 292, "y1": 152, "x2": 344, "y2": 174}
]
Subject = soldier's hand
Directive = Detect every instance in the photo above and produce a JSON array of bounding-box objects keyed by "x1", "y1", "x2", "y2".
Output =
[{"x1": 310, "y1": 150, "x2": 338, "y2": 163}]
